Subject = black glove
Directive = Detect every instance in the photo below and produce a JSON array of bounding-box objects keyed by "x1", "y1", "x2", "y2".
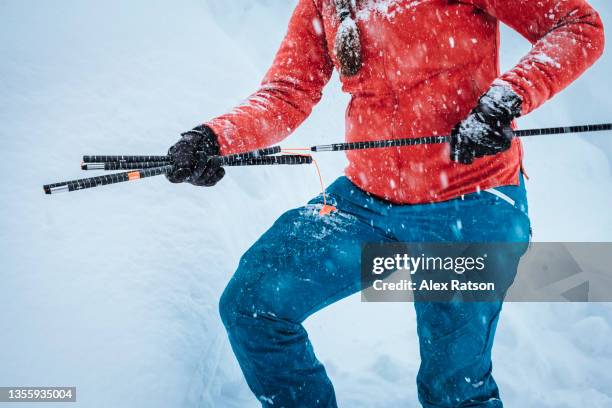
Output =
[
  {"x1": 450, "y1": 85, "x2": 522, "y2": 165},
  {"x1": 166, "y1": 125, "x2": 225, "y2": 186}
]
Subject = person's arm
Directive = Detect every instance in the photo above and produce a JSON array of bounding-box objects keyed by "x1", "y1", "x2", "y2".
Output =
[
  {"x1": 205, "y1": 0, "x2": 334, "y2": 156},
  {"x1": 166, "y1": 0, "x2": 332, "y2": 185},
  {"x1": 450, "y1": 0, "x2": 604, "y2": 164},
  {"x1": 478, "y1": 0, "x2": 605, "y2": 114}
]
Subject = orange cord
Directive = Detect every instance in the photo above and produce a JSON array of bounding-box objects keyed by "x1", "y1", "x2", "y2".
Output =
[
  {"x1": 281, "y1": 147, "x2": 311, "y2": 152},
  {"x1": 281, "y1": 149, "x2": 336, "y2": 216}
]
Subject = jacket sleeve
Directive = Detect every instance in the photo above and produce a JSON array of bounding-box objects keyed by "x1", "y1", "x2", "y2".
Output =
[
  {"x1": 204, "y1": 0, "x2": 333, "y2": 155},
  {"x1": 476, "y1": 0, "x2": 605, "y2": 115}
]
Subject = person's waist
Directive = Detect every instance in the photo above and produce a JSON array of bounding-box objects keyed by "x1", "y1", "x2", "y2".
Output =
[{"x1": 437, "y1": 173, "x2": 527, "y2": 209}]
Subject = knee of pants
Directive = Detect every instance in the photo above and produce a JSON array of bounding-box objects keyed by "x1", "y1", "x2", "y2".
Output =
[
  {"x1": 218, "y1": 250, "x2": 287, "y2": 331},
  {"x1": 219, "y1": 251, "x2": 252, "y2": 328},
  {"x1": 218, "y1": 280, "x2": 240, "y2": 330},
  {"x1": 219, "y1": 276, "x2": 306, "y2": 348}
]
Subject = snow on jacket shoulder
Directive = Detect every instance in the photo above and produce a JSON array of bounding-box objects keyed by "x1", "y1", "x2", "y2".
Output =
[{"x1": 205, "y1": 0, "x2": 604, "y2": 204}]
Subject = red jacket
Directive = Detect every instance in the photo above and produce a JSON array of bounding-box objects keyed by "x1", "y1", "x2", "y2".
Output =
[{"x1": 206, "y1": 0, "x2": 604, "y2": 204}]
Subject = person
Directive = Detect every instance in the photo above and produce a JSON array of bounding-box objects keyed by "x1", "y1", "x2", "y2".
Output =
[{"x1": 166, "y1": 0, "x2": 604, "y2": 406}]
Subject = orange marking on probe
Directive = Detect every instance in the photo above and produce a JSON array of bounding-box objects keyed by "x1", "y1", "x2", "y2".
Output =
[{"x1": 127, "y1": 171, "x2": 141, "y2": 181}]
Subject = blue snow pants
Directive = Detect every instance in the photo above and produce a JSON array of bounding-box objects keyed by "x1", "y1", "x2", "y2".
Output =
[{"x1": 219, "y1": 175, "x2": 530, "y2": 407}]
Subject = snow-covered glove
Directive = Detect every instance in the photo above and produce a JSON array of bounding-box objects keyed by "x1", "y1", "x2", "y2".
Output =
[
  {"x1": 166, "y1": 125, "x2": 225, "y2": 186},
  {"x1": 450, "y1": 85, "x2": 522, "y2": 165}
]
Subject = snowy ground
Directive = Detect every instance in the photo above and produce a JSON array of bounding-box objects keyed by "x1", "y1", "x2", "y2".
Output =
[{"x1": 1, "y1": 1, "x2": 611, "y2": 407}]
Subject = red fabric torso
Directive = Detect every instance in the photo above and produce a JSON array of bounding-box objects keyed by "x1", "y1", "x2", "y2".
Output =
[{"x1": 207, "y1": 0, "x2": 604, "y2": 204}]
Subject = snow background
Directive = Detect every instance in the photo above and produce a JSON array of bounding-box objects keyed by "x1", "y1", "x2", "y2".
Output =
[{"x1": 1, "y1": 0, "x2": 611, "y2": 407}]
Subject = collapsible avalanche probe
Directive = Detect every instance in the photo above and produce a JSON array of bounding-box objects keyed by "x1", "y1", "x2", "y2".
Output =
[{"x1": 43, "y1": 123, "x2": 611, "y2": 199}]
